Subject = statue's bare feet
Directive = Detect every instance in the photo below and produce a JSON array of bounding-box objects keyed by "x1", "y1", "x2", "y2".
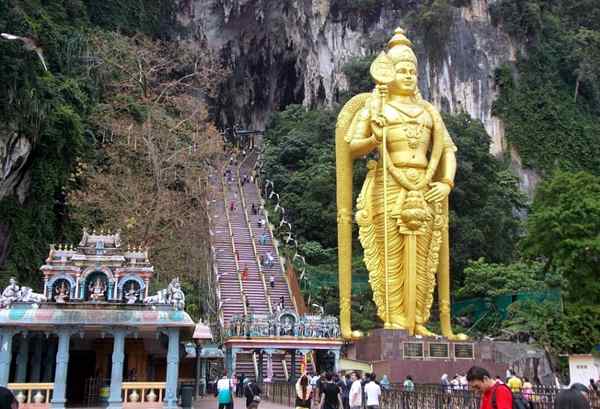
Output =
[
  {"x1": 415, "y1": 325, "x2": 437, "y2": 337},
  {"x1": 342, "y1": 328, "x2": 365, "y2": 340},
  {"x1": 445, "y1": 332, "x2": 469, "y2": 341},
  {"x1": 351, "y1": 330, "x2": 364, "y2": 339}
]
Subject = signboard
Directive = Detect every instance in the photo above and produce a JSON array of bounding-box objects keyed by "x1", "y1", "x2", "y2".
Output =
[
  {"x1": 403, "y1": 342, "x2": 424, "y2": 358},
  {"x1": 429, "y1": 343, "x2": 449, "y2": 358},
  {"x1": 454, "y1": 343, "x2": 475, "y2": 359}
]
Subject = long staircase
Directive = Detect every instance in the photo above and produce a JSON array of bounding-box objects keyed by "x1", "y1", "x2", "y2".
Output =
[
  {"x1": 210, "y1": 166, "x2": 245, "y2": 324},
  {"x1": 238, "y1": 150, "x2": 295, "y2": 312},
  {"x1": 209, "y1": 147, "x2": 301, "y2": 381}
]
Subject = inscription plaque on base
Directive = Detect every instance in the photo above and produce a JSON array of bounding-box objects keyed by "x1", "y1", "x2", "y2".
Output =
[
  {"x1": 429, "y1": 343, "x2": 449, "y2": 358},
  {"x1": 403, "y1": 342, "x2": 424, "y2": 358},
  {"x1": 454, "y1": 343, "x2": 475, "y2": 359}
]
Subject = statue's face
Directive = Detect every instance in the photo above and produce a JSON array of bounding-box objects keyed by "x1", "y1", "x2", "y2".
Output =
[{"x1": 393, "y1": 61, "x2": 417, "y2": 95}]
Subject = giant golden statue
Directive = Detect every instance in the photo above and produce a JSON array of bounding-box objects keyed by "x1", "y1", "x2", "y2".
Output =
[{"x1": 336, "y1": 28, "x2": 466, "y2": 340}]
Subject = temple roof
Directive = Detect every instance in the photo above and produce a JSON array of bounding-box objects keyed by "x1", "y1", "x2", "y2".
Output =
[
  {"x1": 0, "y1": 304, "x2": 195, "y2": 333},
  {"x1": 192, "y1": 322, "x2": 213, "y2": 340}
]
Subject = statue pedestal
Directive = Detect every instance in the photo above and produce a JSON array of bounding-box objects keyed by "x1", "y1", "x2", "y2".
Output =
[{"x1": 348, "y1": 329, "x2": 508, "y2": 383}]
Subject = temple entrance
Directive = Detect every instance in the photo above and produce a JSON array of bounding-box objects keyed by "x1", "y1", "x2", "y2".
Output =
[{"x1": 66, "y1": 350, "x2": 96, "y2": 405}]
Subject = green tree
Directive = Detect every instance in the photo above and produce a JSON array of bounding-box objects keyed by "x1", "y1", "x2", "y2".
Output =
[
  {"x1": 522, "y1": 171, "x2": 600, "y2": 302},
  {"x1": 491, "y1": 0, "x2": 600, "y2": 174},
  {"x1": 444, "y1": 113, "x2": 526, "y2": 283},
  {"x1": 505, "y1": 301, "x2": 600, "y2": 355},
  {"x1": 456, "y1": 259, "x2": 549, "y2": 299}
]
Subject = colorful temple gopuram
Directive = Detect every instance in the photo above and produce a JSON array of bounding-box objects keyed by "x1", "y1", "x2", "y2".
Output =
[{"x1": 0, "y1": 229, "x2": 203, "y2": 409}]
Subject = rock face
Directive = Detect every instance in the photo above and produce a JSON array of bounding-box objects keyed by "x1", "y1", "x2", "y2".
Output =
[
  {"x1": 180, "y1": 0, "x2": 518, "y2": 156},
  {"x1": 0, "y1": 124, "x2": 31, "y2": 268},
  {"x1": 0, "y1": 125, "x2": 31, "y2": 204}
]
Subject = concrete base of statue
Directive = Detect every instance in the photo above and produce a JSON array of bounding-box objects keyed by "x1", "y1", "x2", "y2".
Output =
[{"x1": 346, "y1": 328, "x2": 551, "y2": 383}]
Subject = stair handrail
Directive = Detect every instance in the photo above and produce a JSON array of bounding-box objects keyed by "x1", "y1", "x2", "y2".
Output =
[
  {"x1": 252, "y1": 352, "x2": 259, "y2": 381},
  {"x1": 237, "y1": 151, "x2": 273, "y2": 314},
  {"x1": 221, "y1": 155, "x2": 248, "y2": 316},
  {"x1": 252, "y1": 181, "x2": 299, "y2": 313}
]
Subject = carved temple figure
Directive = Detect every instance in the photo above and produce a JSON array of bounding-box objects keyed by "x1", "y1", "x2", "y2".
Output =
[
  {"x1": 0, "y1": 278, "x2": 46, "y2": 307},
  {"x1": 55, "y1": 282, "x2": 70, "y2": 303},
  {"x1": 20, "y1": 287, "x2": 47, "y2": 303},
  {"x1": 143, "y1": 278, "x2": 185, "y2": 310},
  {"x1": 336, "y1": 28, "x2": 466, "y2": 340},
  {"x1": 124, "y1": 283, "x2": 139, "y2": 304},
  {"x1": 88, "y1": 277, "x2": 106, "y2": 301},
  {"x1": 1, "y1": 278, "x2": 20, "y2": 306}
]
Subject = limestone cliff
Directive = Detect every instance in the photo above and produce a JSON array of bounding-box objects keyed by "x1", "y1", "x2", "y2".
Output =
[
  {"x1": 180, "y1": 0, "x2": 518, "y2": 157},
  {"x1": 0, "y1": 124, "x2": 31, "y2": 204}
]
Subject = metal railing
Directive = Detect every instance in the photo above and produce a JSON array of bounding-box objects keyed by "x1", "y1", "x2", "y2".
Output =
[
  {"x1": 260, "y1": 382, "x2": 295, "y2": 407},
  {"x1": 259, "y1": 382, "x2": 600, "y2": 409}
]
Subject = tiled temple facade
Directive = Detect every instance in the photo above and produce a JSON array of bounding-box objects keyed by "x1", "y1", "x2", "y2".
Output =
[{"x1": 0, "y1": 230, "x2": 196, "y2": 409}]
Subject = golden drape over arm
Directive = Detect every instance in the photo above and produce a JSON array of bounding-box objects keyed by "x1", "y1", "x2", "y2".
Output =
[{"x1": 336, "y1": 93, "x2": 372, "y2": 340}]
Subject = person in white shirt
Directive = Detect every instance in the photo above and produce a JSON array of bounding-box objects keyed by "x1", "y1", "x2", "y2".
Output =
[
  {"x1": 364, "y1": 374, "x2": 382, "y2": 409},
  {"x1": 217, "y1": 374, "x2": 232, "y2": 391},
  {"x1": 349, "y1": 372, "x2": 363, "y2": 409}
]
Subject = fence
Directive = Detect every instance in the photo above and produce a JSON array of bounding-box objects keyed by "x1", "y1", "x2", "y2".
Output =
[{"x1": 260, "y1": 382, "x2": 600, "y2": 409}]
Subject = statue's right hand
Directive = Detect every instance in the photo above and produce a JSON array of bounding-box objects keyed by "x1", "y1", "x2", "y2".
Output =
[{"x1": 371, "y1": 114, "x2": 387, "y2": 142}]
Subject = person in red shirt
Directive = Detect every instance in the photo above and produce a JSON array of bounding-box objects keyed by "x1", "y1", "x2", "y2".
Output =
[{"x1": 467, "y1": 366, "x2": 513, "y2": 409}]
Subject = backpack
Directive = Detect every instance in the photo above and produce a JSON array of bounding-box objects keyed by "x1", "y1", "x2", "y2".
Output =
[
  {"x1": 492, "y1": 384, "x2": 530, "y2": 409},
  {"x1": 245, "y1": 382, "x2": 261, "y2": 402}
]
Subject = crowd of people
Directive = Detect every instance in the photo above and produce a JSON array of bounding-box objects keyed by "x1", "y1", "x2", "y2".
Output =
[
  {"x1": 208, "y1": 363, "x2": 600, "y2": 409},
  {"x1": 465, "y1": 366, "x2": 597, "y2": 409},
  {"x1": 215, "y1": 372, "x2": 262, "y2": 409},
  {"x1": 292, "y1": 371, "x2": 387, "y2": 409}
]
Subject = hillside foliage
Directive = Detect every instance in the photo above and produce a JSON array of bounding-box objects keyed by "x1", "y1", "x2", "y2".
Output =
[{"x1": 0, "y1": 0, "x2": 223, "y2": 320}]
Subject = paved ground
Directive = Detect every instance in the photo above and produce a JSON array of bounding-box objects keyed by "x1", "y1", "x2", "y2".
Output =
[{"x1": 194, "y1": 396, "x2": 292, "y2": 409}]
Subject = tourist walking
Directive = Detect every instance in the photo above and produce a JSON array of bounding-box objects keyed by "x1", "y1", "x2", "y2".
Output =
[
  {"x1": 236, "y1": 373, "x2": 245, "y2": 397},
  {"x1": 311, "y1": 373, "x2": 321, "y2": 406},
  {"x1": 507, "y1": 371, "x2": 523, "y2": 392},
  {"x1": 522, "y1": 377, "x2": 533, "y2": 405},
  {"x1": 277, "y1": 296, "x2": 285, "y2": 311},
  {"x1": 242, "y1": 264, "x2": 249, "y2": 281},
  {"x1": 243, "y1": 378, "x2": 262, "y2": 408},
  {"x1": 349, "y1": 372, "x2": 362, "y2": 409},
  {"x1": 555, "y1": 388, "x2": 591, "y2": 409},
  {"x1": 216, "y1": 374, "x2": 234, "y2": 409},
  {"x1": 440, "y1": 374, "x2": 451, "y2": 393},
  {"x1": 266, "y1": 251, "x2": 274, "y2": 267},
  {"x1": 451, "y1": 375, "x2": 460, "y2": 390},
  {"x1": 403, "y1": 375, "x2": 414, "y2": 392},
  {"x1": 320, "y1": 372, "x2": 343, "y2": 409},
  {"x1": 364, "y1": 373, "x2": 381, "y2": 409},
  {"x1": 295, "y1": 374, "x2": 313, "y2": 409},
  {"x1": 467, "y1": 366, "x2": 514, "y2": 409},
  {"x1": 337, "y1": 373, "x2": 351, "y2": 409},
  {"x1": 269, "y1": 274, "x2": 275, "y2": 289},
  {"x1": 260, "y1": 232, "x2": 268, "y2": 245},
  {"x1": 380, "y1": 375, "x2": 391, "y2": 391}
]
